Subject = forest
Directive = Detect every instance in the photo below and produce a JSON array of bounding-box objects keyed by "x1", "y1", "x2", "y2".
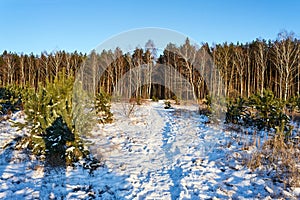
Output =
[{"x1": 1, "y1": 31, "x2": 300, "y2": 102}]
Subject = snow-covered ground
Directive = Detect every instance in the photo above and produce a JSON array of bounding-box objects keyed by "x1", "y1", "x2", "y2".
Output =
[{"x1": 0, "y1": 101, "x2": 299, "y2": 199}]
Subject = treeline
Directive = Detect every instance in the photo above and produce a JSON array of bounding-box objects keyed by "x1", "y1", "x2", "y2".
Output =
[
  {"x1": 0, "y1": 50, "x2": 85, "y2": 88},
  {"x1": 1, "y1": 31, "x2": 300, "y2": 101}
]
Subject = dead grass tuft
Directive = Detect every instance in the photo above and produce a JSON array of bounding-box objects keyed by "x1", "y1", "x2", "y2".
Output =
[{"x1": 247, "y1": 132, "x2": 300, "y2": 187}]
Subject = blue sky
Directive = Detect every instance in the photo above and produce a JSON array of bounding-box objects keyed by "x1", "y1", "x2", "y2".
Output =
[{"x1": 1, "y1": 0, "x2": 300, "y2": 54}]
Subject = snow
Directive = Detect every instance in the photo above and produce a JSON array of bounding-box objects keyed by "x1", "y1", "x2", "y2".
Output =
[{"x1": 0, "y1": 101, "x2": 299, "y2": 199}]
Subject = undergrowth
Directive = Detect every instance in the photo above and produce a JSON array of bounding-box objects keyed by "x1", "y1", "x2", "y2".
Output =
[
  {"x1": 247, "y1": 130, "x2": 300, "y2": 188},
  {"x1": 225, "y1": 90, "x2": 300, "y2": 188},
  {"x1": 8, "y1": 70, "x2": 111, "y2": 169}
]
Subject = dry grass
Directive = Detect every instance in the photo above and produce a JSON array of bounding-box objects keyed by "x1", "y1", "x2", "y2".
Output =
[
  {"x1": 247, "y1": 132, "x2": 300, "y2": 187},
  {"x1": 121, "y1": 101, "x2": 137, "y2": 117},
  {"x1": 0, "y1": 112, "x2": 12, "y2": 121}
]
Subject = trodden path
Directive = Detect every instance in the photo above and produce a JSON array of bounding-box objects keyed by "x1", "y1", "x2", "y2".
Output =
[{"x1": 94, "y1": 102, "x2": 272, "y2": 199}]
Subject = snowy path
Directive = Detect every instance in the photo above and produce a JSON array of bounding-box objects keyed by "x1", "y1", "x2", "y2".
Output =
[
  {"x1": 92, "y1": 102, "x2": 213, "y2": 198},
  {"x1": 0, "y1": 102, "x2": 299, "y2": 199},
  {"x1": 92, "y1": 102, "x2": 288, "y2": 199}
]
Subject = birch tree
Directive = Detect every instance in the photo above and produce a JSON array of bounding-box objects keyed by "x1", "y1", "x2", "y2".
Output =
[
  {"x1": 272, "y1": 31, "x2": 299, "y2": 100},
  {"x1": 178, "y1": 38, "x2": 197, "y2": 100},
  {"x1": 254, "y1": 39, "x2": 268, "y2": 96},
  {"x1": 234, "y1": 45, "x2": 247, "y2": 97}
]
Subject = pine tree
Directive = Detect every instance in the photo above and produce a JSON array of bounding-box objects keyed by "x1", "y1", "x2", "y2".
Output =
[
  {"x1": 0, "y1": 85, "x2": 23, "y2": 115},
  {"x1": 16, "y1": 70, "x2": 97, "y2": 166},
  {"x1": 95, "y1": 91, "x2": 113, "y2": 123}
]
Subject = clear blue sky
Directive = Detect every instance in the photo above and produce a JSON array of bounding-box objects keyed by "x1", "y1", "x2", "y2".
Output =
[{"x1": 1, "y1": 0, "x2": 300, "y2": 54}]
